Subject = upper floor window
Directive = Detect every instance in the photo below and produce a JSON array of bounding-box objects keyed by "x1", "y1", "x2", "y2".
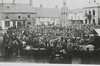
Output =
[
  {"x1": 27, "y1": 15, "x2": 31, "y2": 18},
  {"x1": 93, "y1": 19, "x2": 96, "y2": 25},
  {"x1": 18, "y1": 16, "x2": 21, "y2": 19},
  {"x1": 93, "y1": 10, "x2": 95, "y2": 16},
  {"x1": 5, "y1": 21, "x2": 10, "y2": 27},
  {"x1": 89, "y1": 11, "x2": 91, "y2": 15},
  {"x1": 28, "y1": 22, "x2": 31, "y2": 25},
  {"x1": 85, "y1": 19, "x2": 87, "y2": 24}
]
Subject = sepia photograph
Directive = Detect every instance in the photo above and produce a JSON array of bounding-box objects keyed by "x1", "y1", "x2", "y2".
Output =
[{"x1": 0, "y1": 0, "x2": 100, "y2": 64}]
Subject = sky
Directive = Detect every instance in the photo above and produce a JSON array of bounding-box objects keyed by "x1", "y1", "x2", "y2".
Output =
[{"x1": 0, "y1": 0, "x2": 100, "y2": 9}]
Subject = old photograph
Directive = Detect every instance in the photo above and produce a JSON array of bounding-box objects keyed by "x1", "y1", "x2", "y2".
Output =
[{"x1": 0, "y1": 0, "x2": 100, "y2": 64}]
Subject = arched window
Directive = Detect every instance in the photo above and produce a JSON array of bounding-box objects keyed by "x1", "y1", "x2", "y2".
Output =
[
  {"x1": 13, "y1": 21, "x2": 16, "y2": 26},
  {"x1": 93, "y1": 10, "x2": 95, "y2": 16}
]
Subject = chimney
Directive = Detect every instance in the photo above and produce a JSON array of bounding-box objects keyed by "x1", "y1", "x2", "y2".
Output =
[{"x1": 29, "y1": 0, "x2": 32, "y2": 6}]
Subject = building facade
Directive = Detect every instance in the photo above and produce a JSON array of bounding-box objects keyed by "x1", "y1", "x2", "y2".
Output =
[
  {"x1": 83, "y1": 4, "x2": 100, "y2": 25},
  {"x1": 0, "y1": 0, "x2": 100, "y2": 30},
  {"x1": 35, "y1": 8, "x2": 60, "y2": 26},
  {"x1": 0, "y1": 3, "x2": 36, "y2": 30}
]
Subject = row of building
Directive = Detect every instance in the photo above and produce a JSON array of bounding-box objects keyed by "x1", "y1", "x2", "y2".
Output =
[{"x1": 0, "y1": 0, "x2": 100, "y2": 30}]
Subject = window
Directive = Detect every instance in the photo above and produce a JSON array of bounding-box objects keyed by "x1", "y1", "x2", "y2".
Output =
[
  {"x1": 93, "y1": 19, "x2": 96, "y2": 25},
  {"x1": 7, "y1": 6, "x2": 10, "y2": 8},
  {"x1": 5, "y1": 21, "x2": 10, "y2": 27},
  {"x1": 18, "y1": 16, "x2": 21, "y2": 19},
  {"x1": 98, "y1": 18, "x2": 100, "y2": 25},
  {"x1": 93, "y1": 10, "x2": 95, "y2": 16},
  {"x1": 17, "y1": 22, "x2": 21, "y2": 27},
  {"x1": 28, "y1": 22, "x2": 31, "y2": 24},
  {"x1": 80, "y1": 20, "x2": 83, "y2": 24},
  {"x1": 89, "y1": 11, "x2": 91, "y2": 15},
  {"x1": 27, "y1": 15, "x2": 31, "y2": 18},
  {"x1": 85, "y1": 19, "x2": 87, "y2": 24},
  {"x1": 13, "y1": 21, "x2": 16, "y2": 26}
]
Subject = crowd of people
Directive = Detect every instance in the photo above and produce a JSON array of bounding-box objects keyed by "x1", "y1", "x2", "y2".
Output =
[{"x1": 2, "y1": 24, "x2": 97, "y2": 58}]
